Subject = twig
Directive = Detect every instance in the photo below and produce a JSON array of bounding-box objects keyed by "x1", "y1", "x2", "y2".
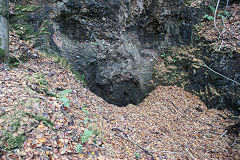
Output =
[
  {"x1": 167, "y1": 97, "x2": 195, "y2": 123},
  {"x1": 160, "y1": 151, "x2": 186, "y2": 155},
  {"x1": 200, "y1": 63, "x2": 240, "y2": 86},
  {"x1": 208, "y1": 130, "x2": 235, "y2": 139},
  {"x1": 231, "y1": 136, "x2": 238, "y2": 147},
  {"x1": 217, "y1": 130, "x2": 228, "y2": 140},
  {"x1": 150, "y1": 52, "x2": 159, "y2": 62},
  {"x1": 111, "y1": 128, "x2": 155, "y2": 159},
  {"x1": 218, "y1": 16, "x2": 226, "y2": 50},
  {"x1": 218, "y1": 39, "x2": 224, "y2": 50},
  {"x1": 186, "y1": 149, "x2": 197, "y2": 160},
  {"x1": 214, "y1": 0, "x2": 221, "y2": 35}
]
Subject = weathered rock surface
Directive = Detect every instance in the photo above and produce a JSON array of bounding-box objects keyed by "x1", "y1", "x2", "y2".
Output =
[
  {"x1": 187, "y1": 47, "x2": 240, "y2": 111},
  {"x1": 10, "y1": 0, "x2": 240, "y2": 111},
  {"x1": 40, "y1": 0, "x2": 195, "y2": 106}
]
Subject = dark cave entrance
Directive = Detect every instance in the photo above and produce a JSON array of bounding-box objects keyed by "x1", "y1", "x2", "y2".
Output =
[{"x1": 90, "y1": 79, "x2": 148, "y2": 107}]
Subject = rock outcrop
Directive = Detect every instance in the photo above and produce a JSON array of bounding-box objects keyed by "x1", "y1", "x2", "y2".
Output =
[
  {"x1": 10, "y1": 0, "x2": 239, "y2": 111},
  {"x1": 41, "y1": 0, "x2": 195, "y2": 106}
]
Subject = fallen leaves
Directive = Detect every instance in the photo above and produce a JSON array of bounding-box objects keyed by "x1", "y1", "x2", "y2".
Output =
[
  {"x1": 38, "y1": 138, "x2": 48, "y2": 144},
  {"x1": 38, "y1": 123, "x2": 48, "y2": 131},
  {"x1": 0, "y1": 7, "x2": 239, "y2": 159},
  {"x1": 0, "y1": 30, "x2": 106, "y2": 159},
  {"x1": 197, "y1": 3, "x2": 240, "y2": 53}
]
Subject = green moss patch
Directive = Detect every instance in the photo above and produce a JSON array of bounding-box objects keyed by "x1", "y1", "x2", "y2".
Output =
[{"x1": 0, "y1": 48, "x2": 5, "y2": 59}]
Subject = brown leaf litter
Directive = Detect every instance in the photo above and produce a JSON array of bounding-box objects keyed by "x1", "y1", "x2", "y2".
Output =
[
  {"x1": 197, "y1": 3, "x2": 240, "y2": 53},
  {"x1": 0, "y1": 32, "x2": 239, "y2": 160}
]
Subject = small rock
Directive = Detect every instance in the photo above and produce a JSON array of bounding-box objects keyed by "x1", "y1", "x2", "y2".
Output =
[
  {"x1": 4, "y1": 76, "x2": 11, "y2": 81},
  {"x1": 32, "y1": 53, "x2": 39, "y2": 59}
]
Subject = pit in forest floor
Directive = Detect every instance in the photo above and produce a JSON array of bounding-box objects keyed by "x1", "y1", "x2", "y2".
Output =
[{"x1": 90, "y1": 79, "x2": 149, "y2": 107}]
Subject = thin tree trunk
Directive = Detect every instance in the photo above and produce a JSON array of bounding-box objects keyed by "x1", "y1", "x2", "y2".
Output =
[{"x1": 0, "y1": 0, "x2": 9, "y2": 62}]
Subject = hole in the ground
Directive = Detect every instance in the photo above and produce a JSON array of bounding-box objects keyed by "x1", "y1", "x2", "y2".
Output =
[{"x1": 90, "y1": 79, "x2": 147, "y2": 107}]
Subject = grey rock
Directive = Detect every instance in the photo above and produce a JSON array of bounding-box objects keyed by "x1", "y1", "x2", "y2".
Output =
[{"x1": 11, "y1": 0, "x2": 239, "y2": 110}]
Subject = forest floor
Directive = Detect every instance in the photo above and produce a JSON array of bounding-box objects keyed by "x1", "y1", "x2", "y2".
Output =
[
  {"x1": 0, "y1": 31, "x2": 239, "y2": 160},
  {"x1": 0, "y1": 1, "x2": 240, "y2": 160},
  {"x1": 196, "y1": 2, "x2": 240, "y2": 53}
]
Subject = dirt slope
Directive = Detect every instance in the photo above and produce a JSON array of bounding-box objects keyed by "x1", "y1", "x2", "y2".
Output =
[{"x1": 0, "y1": 32, "x2": 239, "y2": 160}]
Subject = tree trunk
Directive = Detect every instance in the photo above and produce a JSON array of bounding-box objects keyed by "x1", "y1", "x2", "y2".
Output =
[{"x1": 0, "y1": 0, "x2": 9, "y2": 62}]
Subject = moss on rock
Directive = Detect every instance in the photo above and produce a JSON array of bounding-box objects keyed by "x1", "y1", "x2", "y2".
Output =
[{"x1": 0, "y1": 48, "x2": 5, "y2": 59}]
